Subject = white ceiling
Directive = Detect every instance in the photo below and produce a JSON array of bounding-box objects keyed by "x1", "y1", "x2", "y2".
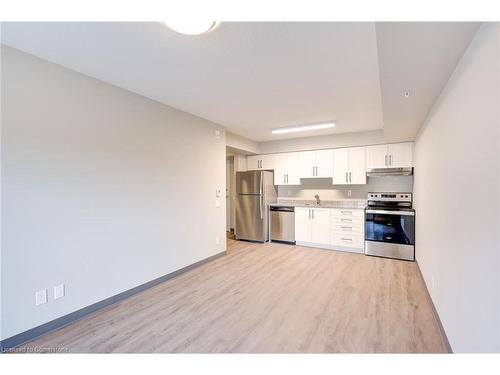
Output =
[{"x1": 1, "y1": 22, "x2": 480, "y2": 142}]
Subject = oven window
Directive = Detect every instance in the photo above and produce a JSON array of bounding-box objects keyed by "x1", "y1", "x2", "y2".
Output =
[{"x1": 365, "y1": 213, "x2": 415, "y2": 245}]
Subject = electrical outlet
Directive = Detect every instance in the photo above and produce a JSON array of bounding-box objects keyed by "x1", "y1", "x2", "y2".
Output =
[
  {"x1": 54, "y1": 284, "x2": 65, "y2": 300},
  {"x1": 35, "y1": 289, "x2": 47, "y2": 306},
  {"x1": 347, "y1": 190, "x2": 352, "y2": 197}
]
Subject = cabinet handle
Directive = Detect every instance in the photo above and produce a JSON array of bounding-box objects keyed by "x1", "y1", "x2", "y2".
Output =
[
  {"x1": 389, "y1": 155, "x2": 392, "y2": 166},
  {"x1": 349, "y1": 172, "x2": 352, "y2": 183},
  {"x1": 341, "y1": 238, "x2": 352, "y2": 242},
  {"x1": 312, "y1": 209, "x2": 314, "y2": 219},
  {"x1": 286, "y1": 174, "x2": 288, "y2": 183},
  {"x1": 341, "y1": 226, "x2": 352, "y2": 231},
  {"x1": 384, "y1": 155, "x2": 387, "y2": 166},
  {"x1": 345, "y1": 172, "x2": 348, "y2": 183},
  {"x1": 341, "y1": 218, "x2": 352, "y2": 222},
  {"x1": 341, "y1": 210, "x2": 352, "y2": 215}
]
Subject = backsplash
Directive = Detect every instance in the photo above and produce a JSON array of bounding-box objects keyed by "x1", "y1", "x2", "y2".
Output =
[{"x1": 277, "y1": 176, "x2": 414, "y2": 200}]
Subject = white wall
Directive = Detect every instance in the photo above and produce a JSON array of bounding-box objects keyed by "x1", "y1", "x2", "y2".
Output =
[
  {"x1": 414, "y1": 23, "x2": 499, "y2": 352},
  {"x1": 1, "y1": 46, "x2": 227, "y2": 340},
  {"x1": 258, "y1": 129, "x2": 385, "y2": 154},
  {"x1": 226, "y1": 131, "x2": 259, "y2": 154},
  {"x1": 278, "y1": 176, "x2": 413, "y2": 201}
]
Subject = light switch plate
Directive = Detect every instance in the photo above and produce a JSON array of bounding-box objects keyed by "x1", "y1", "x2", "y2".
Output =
[
  {"x1": 54, "y1": 284, "x2": 65, "y2": 300},
  {"x1": 35, "y1": 289, "x2": 48, "y2": 305},
  {"x1": 215, "y1": 199, "x2": 221, "y2": 207}
]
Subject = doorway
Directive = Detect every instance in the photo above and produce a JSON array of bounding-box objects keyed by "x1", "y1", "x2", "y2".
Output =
[{"x1": 226, "y1": 156, "x2": 234, "y2": 234}]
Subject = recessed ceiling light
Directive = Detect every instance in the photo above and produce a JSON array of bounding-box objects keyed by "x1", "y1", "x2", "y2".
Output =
[
  {"x1": 162, "y1": 20, "x2": 219, "y2": 35},
  {"x1": 271, "y1": 121, "x2": 336, "y2": 135}
]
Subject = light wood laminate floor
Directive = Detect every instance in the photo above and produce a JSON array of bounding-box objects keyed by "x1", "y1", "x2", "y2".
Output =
[{"x1": 25, "y1": 240, "x2": 447, "y2": 353}]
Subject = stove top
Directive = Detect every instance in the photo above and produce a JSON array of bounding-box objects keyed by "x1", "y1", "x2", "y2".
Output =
[{"x1": 366, "y1": 192, "x2": 413, "y2": 210}]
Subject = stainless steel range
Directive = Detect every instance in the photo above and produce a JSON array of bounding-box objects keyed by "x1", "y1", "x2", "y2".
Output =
[{"x1": 364, "y1": 192, "x2": 415, "y2": 261}]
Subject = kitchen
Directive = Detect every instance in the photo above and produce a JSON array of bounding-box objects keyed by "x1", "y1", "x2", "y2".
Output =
[{"x1": 232, "y1": 142, "x2": 415, "y2": 261}]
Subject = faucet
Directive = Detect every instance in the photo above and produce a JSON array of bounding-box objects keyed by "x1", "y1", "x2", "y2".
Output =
[{"x1": 314, "y1": 194, "x2": 320, "y2": 205}]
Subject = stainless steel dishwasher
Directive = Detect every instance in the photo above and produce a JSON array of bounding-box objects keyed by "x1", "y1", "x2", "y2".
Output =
[{"x1": 270, "y1": 206, "x2": 295, "y2": 244}]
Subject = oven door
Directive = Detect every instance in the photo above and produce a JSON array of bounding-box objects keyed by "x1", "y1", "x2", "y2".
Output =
[{"x1": 365, "y1": 209, "x2": 415, "y2": 245}]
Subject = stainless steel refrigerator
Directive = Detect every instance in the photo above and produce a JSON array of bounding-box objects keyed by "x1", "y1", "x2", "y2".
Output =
[{"x1": 235, "y1": 170, "x2": 277, "y2": 242}]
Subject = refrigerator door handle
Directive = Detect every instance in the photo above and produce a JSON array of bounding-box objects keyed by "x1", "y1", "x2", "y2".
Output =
[{"x1": 260, "y1": 195, "x2": 264, "y2": 220}]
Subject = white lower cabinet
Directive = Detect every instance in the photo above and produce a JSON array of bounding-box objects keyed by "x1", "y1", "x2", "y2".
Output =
[
  {"x1": 330, "y1": 208, "x2": 364, "y2": 253},
  {"x1": 294, "y1": 207, "x2": 331, "y2": 245},
  {"x1": 295, "y1": 207, "x2": 364, "y2": 253},
  {"x1": 294, "y1": 207, "x2": 312, "y2": 243}
]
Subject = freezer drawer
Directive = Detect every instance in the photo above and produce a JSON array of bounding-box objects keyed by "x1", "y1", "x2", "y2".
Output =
[{"x1": 270, "y1": 206, "x2": 295, "y2": 244}]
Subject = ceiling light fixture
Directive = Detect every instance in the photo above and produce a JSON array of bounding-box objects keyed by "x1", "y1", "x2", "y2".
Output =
[
  {"x1": 271, "y1": 121, "x2": 336, "y2": 135},
  {"x1": 162, "y1": 20, "x2": 219, "y2": 35}
]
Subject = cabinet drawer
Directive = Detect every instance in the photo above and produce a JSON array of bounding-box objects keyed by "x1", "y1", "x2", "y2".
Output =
[
  {"x1": 331, "y1": 233, "x2": 364, "y2": 248},
  {"x1": 331, "y1": 223, "x2": 363, "y2": 234},
  {"x1": 331, "y1": 208, "x2": 364, "y2": 218},
  {"x1": 331, "y1": 216, "x2": 364, "y2": 225}
]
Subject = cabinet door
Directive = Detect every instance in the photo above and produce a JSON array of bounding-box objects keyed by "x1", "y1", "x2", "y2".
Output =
[
  {"x1": 388, "y1": 142, "x2": 413, "y2": 168},
  {"x1": 348, "y1": 147, "x2": 366, "y2": 184},
  {"x1": 294, "y1": 208, "x2": 311, "y2": 242},
  {"x1": 283, "y1": 153, "x2": 301, "y2": 185},
  {"x1": 273, "y1": 154, "x2": 285, "y2": 185},
  {"x1": 247, "y1": 155, "x2": 260, "y2": 170},
  {"x1": 315, "y1": 149, "x2": 334, "y2": 178},
  {"x1": 311, "y1": 208, "x2": 331, "y2": 244},
  {"x1": 299, "y1": 151, "x2": 316, "y2": 178},
  {"x1": 260, "y1": 154, "x2": 276, "y2": 170},
  {"x1": 366, "y1": 144, "x2": 388, "y2": 169},
  {"x1": 332, "y1": 148, "x2": 349, "y2": 185}
]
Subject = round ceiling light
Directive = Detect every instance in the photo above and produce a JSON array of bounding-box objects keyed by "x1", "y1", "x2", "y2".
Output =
[{"x1": 162, "y1": 20, "x2": 219, "y2": 35}]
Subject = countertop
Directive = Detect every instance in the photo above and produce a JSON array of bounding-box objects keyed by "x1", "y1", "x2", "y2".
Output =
[{"x1": 269, "y1": 199, "x2": 366, "y2": 209}]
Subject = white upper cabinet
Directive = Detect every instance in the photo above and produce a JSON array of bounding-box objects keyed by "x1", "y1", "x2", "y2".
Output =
[
  {"x1": 366, "y1": 142, "x2": 414, "y2": 169},
  {"x1": 332, "y1": 148, "x2": 349, "y2": 184},
  {"x1": 299, "y1": 149, "x2": 333, "y2": 179},
  {"x1": 365, "y1": 144, "x2": 387, "y2": 169},
  {"x1": 274, "y1": 153, "x2": 301, "y2": 185},
  {"x1": 315, "y1": 149, "x2": 334, "y2": 178},
  {"x1": 332, "y1": 147, "x2": 366, "y2": 185},
  {"x1": 298, "y1": 151, "x2": 316, "y2": 178},
  {"x1": 388, "y1": 142, "x2": 414, "y2": 168},
  {"x1": 348, "y1": 147, "x2": 367, "y2": 184},
  {"x1": 247, "y1": 154, "x2": 276, "y2": 170}
]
